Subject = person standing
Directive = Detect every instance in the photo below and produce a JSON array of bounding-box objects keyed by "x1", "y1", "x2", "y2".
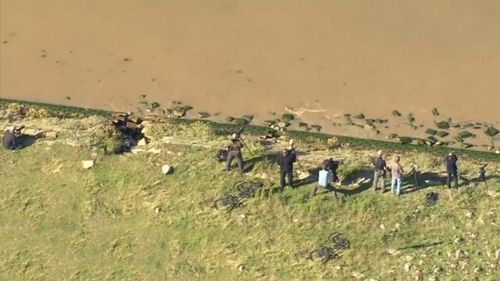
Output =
[
  {"x1": 372, "y1": 150, "x2": 388, "y2": 192},
  {"x1": 277, "y1": 148, "x2": 296, "y2": 188},
  {"x1": 445, "y1": 152, "x2": 459, "y2": 188},
  {"x1": 390, "y1": 155, "x2": 404, "y2": 196},
  {"x1": 225, "y1": 133, "x2": 244, "y2": 173}
]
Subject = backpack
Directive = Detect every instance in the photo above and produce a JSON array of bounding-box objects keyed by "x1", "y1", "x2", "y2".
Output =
[{"x1": 216, "y1": 149, "x2": 228, "y2": 162}]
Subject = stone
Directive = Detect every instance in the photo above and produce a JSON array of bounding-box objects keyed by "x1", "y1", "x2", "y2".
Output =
[
  {"x1": 162, "y1": 165, "x2": 173, "y2": 175},
  {"x1": 131, "y1": 148, "x2": 146, "y2": 154},
  {"x1": 22, "y1": 128, "x2": 45, "y2": 138},
  {"x1": 137, "y1": 138, "x2": 147, "y2": 146},
  {"x1": 404, "y1": 262, "x2": 412, "y2": 272},
  {"x1": 45, "y1": 131, "x2": 58, "y2": 139},
  {"x1": 82, "y1": 160, "x2": 94, "y2": 169}
]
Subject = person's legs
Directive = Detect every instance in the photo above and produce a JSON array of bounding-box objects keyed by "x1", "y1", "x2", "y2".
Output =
[
  {"x1": 446, "y1": 171, "x2": 452, "y2": 188},
  {"x1": 310, "y1": 184, "x2": 319, "y2": 197},
  {"x1": 380, "y1": 174, "x2": 386, "y2": 193},
  {"x1": 226, "y1": 152, "x2": 235, "y2": 171},
  {"x1": 372, "y1": 171, "x2": 380, "y2": 191},
  {"x1": 288, "y1": 170, "x2": 293, "y2": 188},
  {"x1": 396, "y1": 178, "x2": 402, "y2": 196},
  {"x1": 452, "y1": 170, "x2": 459, "y2": 188},
  {"x1": 391, "y1": 177, "x2": 396, "y2": 194},
  {"x1": 280, "y1": 170, "x2": 286, "y2": 188},
  {"x1": 328, "y1": 184, "x2": 338, "y2": 198},
  {"x1": 236, "y1": 153, "x2": 244, "y2": 173}
]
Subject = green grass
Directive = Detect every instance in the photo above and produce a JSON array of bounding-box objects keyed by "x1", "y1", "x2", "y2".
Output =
[
  {"x1": 1, "y1": 126, "x2": 499, "y2": 280},
  {"x1": 0, "y1": 100, "x2": 499, "y2": 280}
]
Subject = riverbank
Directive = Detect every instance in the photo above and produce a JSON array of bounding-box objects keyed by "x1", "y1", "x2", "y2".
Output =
[
  {"x1": 1, "y1": 98, "x2": 499, "y2": 162},
  {"x1": 1, "y1": 100, "x2": 499, "y2": 280}
]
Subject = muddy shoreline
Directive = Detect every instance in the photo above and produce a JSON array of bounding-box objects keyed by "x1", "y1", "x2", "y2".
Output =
[{"x1": 1, "y1": 0, "x2": 499, "y2": 151}]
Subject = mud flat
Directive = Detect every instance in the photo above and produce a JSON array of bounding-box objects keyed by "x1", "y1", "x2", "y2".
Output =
[{"x1": 1, "y1": 0, "x2": 499, "y2": 150}]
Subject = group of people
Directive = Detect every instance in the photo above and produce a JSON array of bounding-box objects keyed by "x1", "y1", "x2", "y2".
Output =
[
  {"x1": 222, "y1": 131, "x2": 462, "y2": 198},
  {"x1": 372, "y1": 150, "x2": 460, "y2": 195},
  {"x1": 6, "y1": 126, "x2": 462, "y2": 195}
]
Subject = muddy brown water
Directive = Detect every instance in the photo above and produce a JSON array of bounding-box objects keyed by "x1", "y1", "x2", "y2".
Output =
[{"x1": 1, "y1": 1, "x2": 499, "y2": 150}]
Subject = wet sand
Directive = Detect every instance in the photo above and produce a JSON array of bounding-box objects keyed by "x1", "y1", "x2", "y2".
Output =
[{"x1": 1, "y1": 0, "x2": 499, "y2": 149}]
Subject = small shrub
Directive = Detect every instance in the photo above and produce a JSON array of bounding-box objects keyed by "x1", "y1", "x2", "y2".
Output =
[
  {"x1": 6, "y1": 102, "x2": 23, "y2": 113},
  {"x1": 25, "y1": 107, "x2": 50, "y2": 119},
  {"x1": 83, "y1": 122, "x2": 122, "y2": 154}
]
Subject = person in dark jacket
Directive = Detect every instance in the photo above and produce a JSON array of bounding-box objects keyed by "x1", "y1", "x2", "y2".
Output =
[
  {"x1": 225, "y1": 133, "x2": 244, "y2": 173},
  {"x1": 3, "y1": 127, "x2": 21, "y2": 150},
  {"x1": 277, "y1": 148, "x2": 296, "y2": 188},
  {"x1": 445, "y1": 152, "x2": 459, "y2": 188},
  {"x1": 372, "y1": 150, "x2": 388, "y2": 192}
]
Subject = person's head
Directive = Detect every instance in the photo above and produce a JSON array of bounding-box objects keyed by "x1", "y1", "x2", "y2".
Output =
[
  {"x1": 394, "y1": 155, "x2": 400, "y2": 163},
  {"x1": 283, "y1": 149, "x2": 289, "y2": 156},
  {"x1": 231, "y1": 133, "x2": 239, "y2": 140},
  {"x1": 377, "y1": 150, "x2": 384, "y2": 157}
]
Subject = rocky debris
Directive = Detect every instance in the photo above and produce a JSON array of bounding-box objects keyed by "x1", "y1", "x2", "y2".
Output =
[
  {"x1": 22, "y1": 128, "x2": 44, "y2": 138},
  {"x1": 161, "y1": 164, "x2": 173, "y2": 175},
  {"x1": 484, "y1": 127, "x2": 499, "y2": 137},
  {"x1": 137, "y1": 138, "x2": 147, "y2": 147},
  {"x1": 45, "y1": 131, "x2": 58, "y2": 139},
  {"x1": 351, "y1": 271, "x2": 364, "y2": 279},
  {"x1": 435, "y1": 120, "x2": 450, "y2": 129},
  {"x1": 130, "y1": 148, "x2": 146, "y2": 155},
  {"x1": 386, "y1": 248, "x2": 400, "y2": 256},
  {"x1": 82, "y1": 160, "x2": 94, "y2": 169}
]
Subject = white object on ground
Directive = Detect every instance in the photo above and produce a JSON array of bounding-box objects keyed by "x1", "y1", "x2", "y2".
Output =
[
  {"x1": 162, "y1": 165, "x2": 173, "y2": 175},
  {"x1": 82, "y1": 160, "x2": 94, "y2": 169}
]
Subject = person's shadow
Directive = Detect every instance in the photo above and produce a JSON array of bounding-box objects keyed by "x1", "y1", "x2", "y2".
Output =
[
  {"x1": 16, "y1": 134, "x2": 37, "y2": 149},
  {"x1": 403, "y1": 171, "x2": 446, "y2": 194}
]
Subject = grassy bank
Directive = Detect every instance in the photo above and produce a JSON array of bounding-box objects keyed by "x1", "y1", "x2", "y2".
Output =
[
  {"x1": 1, "y1": 105, "x2": 499, "y2": 280},
  {"x1": 1, "y1": 98, "x2": 499, "y2": 162}
]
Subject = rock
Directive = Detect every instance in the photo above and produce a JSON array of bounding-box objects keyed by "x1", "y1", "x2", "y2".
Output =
[
  {"x1": 82, "y1": 160, "x2": 94, "y2": 169},
  {"x1": 432, "y1": 108, "x2": 439, "y2": 116},
  {"x1": 147, "y1": 148, "x2": 161, "y2": 154},
  {"x1": 131, "y1": 148, "x2": 146, "y2": 154},
  {"x1": 45, "y1": 131, "x2": 58, "y2": 139},
  {"x1": 161, "y1": 165, "x2": 173, "y2": 175},
  {"x1": 425, "y1": 128, "x2": 437, "y2": 135},
  {"x1": 404, "y1": 262, "x2": 412, "y2": 272},
  {"x1": 435, "y1": 120, "x2": 450, "y2": 129},
  {"x1": 351, "y1": 271, "x2": 364, "y2": 279},
  {"x1": 386, "y1": 248, "x2": 400, "y2": 256},
  {"x1": 137, "y1": 138, "x2": 147, "y2": 146},
  {"x1": 23, "y1": 128, "x2": 45, "y2": 138},
  {"x1": 436, "y1": 131, "x2": 449, "y2": 138},
  {"x1": 197, "y1": 112, "x2": 210, "y2": 118},
  {"x1": 457, "y1": 130, "x2": 475, "y2": 139},
  {"x1": 484, "y1": 127, "x2": 499, "y2": 137}
]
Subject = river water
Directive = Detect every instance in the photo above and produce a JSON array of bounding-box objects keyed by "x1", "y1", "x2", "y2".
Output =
[{"x1": 1, "y1": 0, "x2": 499, "y2": 149}]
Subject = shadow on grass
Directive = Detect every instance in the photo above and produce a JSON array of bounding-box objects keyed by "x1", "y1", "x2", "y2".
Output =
[
  {"x1": 18, "y1": 134, "x2": 37, "y2": 149},
  {"x1": 398, "y1": 241, "x2": 444, "y2": 251},
  {"x1": 402, "y1": 171, "x2": 446, "y2": 194}
]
